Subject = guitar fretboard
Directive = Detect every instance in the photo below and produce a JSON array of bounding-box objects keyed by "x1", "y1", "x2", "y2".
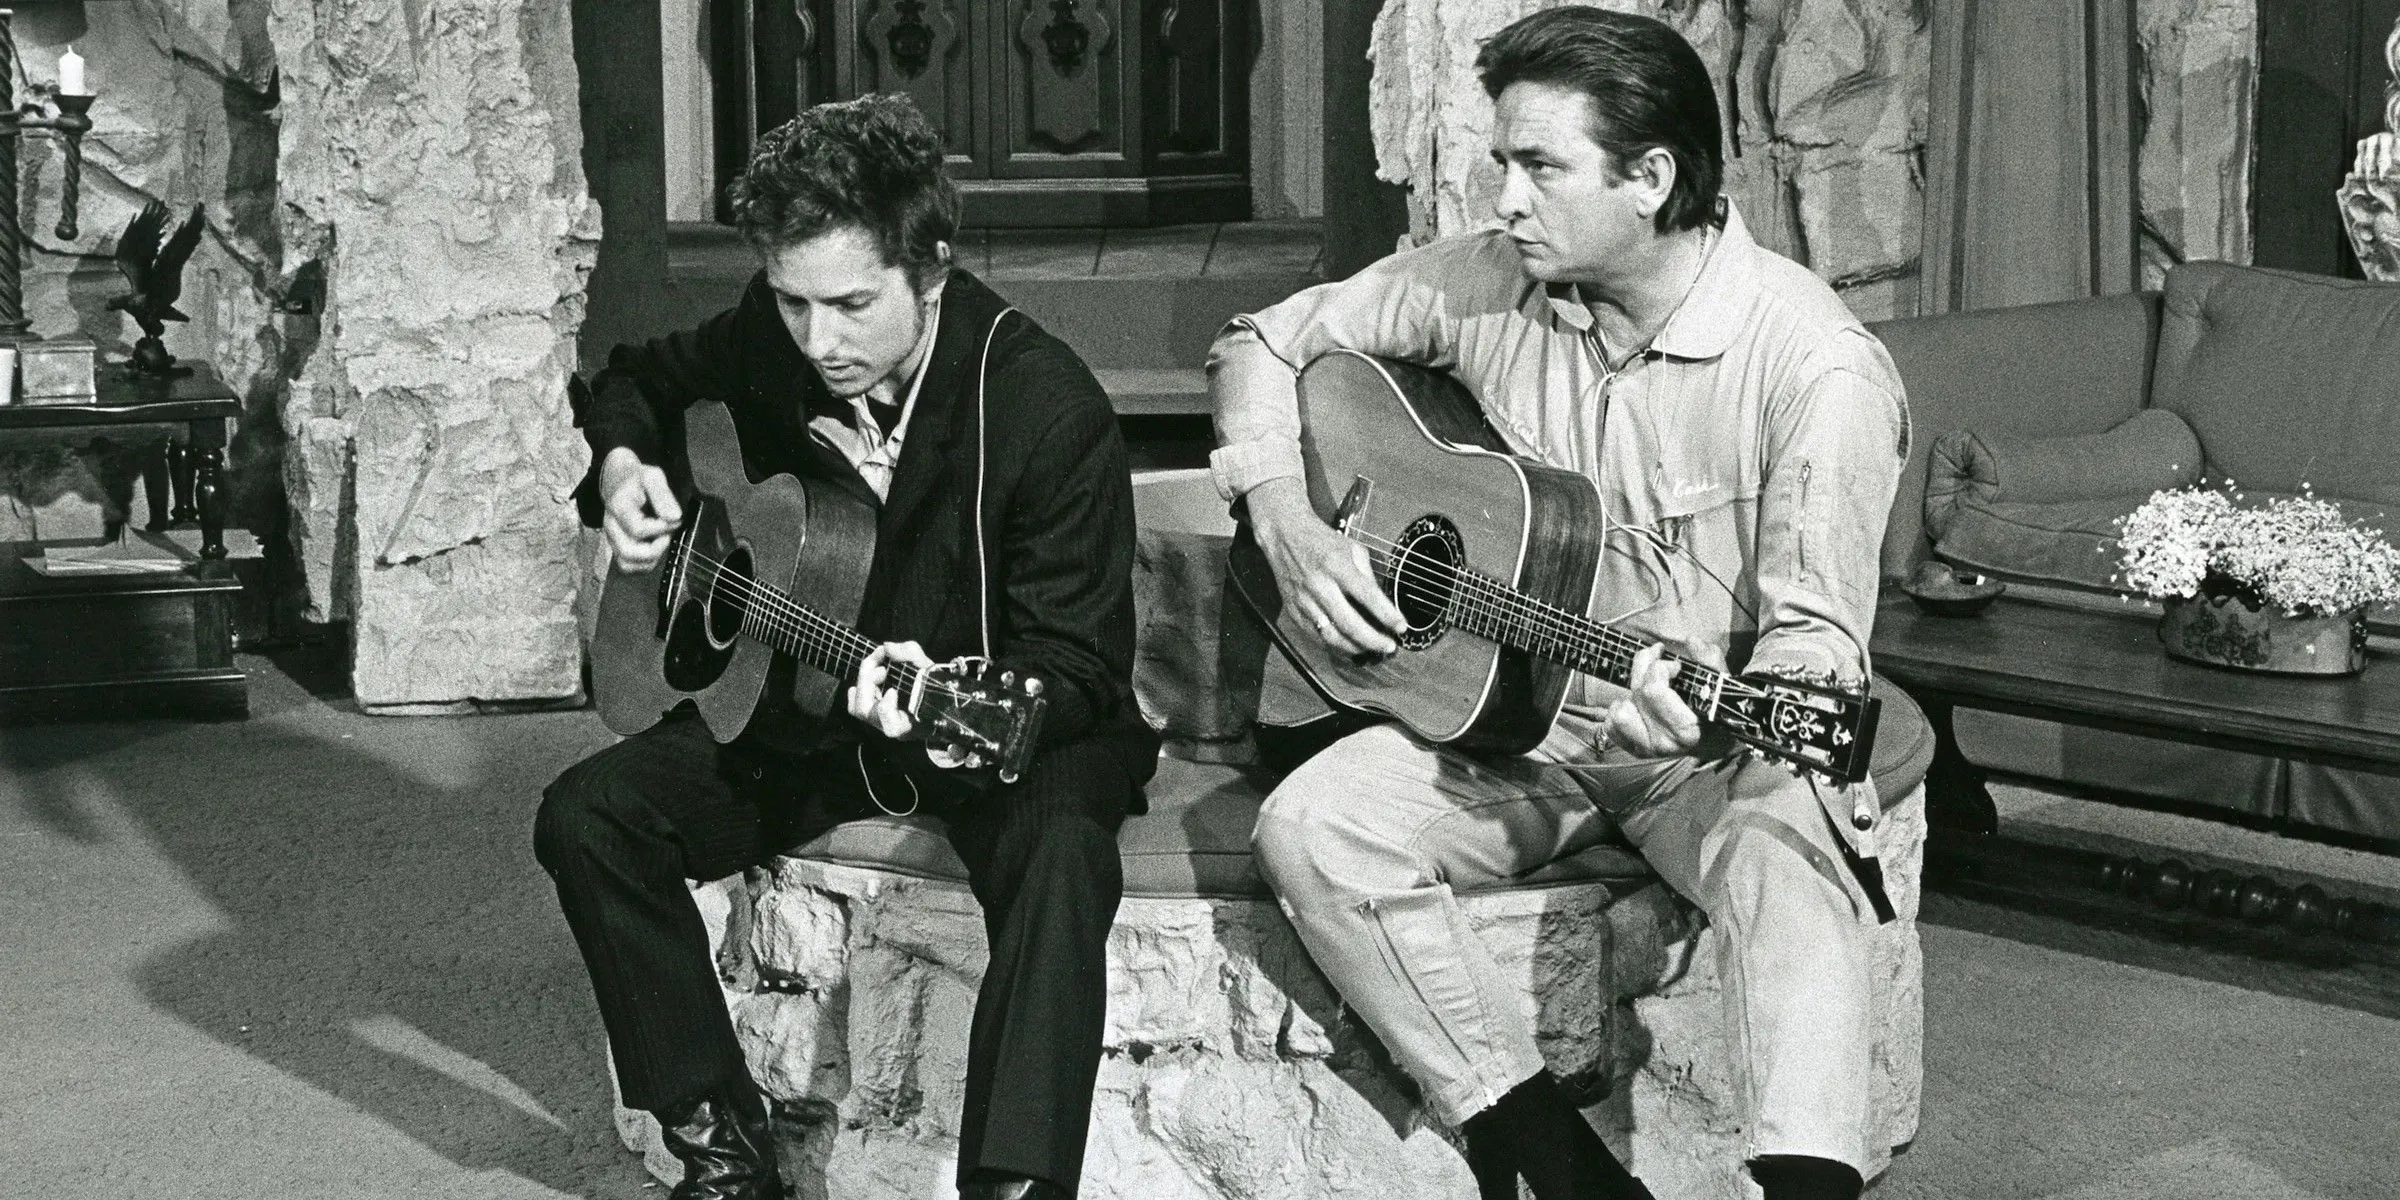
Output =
[
  {"x1": 1369, "y1": 549, "x2": 1729, "y2": 719},
  {"x1": 670, "y1": 541, "x2": 926, "y2": 697}
]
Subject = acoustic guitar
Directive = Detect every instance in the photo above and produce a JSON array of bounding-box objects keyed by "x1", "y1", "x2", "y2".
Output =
[
  {"x1": 588, "y1": 402, "x2": 1047, "y2": 782},
  {"x1": 1227, "y1": 351, "x2": 1879, "y2": 786}
]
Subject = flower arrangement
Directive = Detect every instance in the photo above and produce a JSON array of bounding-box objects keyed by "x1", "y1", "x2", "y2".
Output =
[{"x1": 2115, "y1": 485, "x2": 2400, "y2": 617}]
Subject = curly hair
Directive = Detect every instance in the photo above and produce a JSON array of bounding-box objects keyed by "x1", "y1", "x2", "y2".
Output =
[
  {"x1": 727, "y1": 94, "x2": 960, "y2": 290},
  {"x1": 1475, "y1": 8, "x2": 1724, "y2": 235}
]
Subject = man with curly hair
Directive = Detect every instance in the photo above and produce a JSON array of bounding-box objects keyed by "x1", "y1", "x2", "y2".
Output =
[{"x1": 537, "y1": 94, "x2": 1156, "y2": 1200}]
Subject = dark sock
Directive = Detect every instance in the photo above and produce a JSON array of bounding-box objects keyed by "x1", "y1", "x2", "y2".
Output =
[
  {"x1": 1463, "y1": 1120, "x2": 1521, "y2": 1200},
  {"x1": 1751, "y1": 1156, "x2": 1863, "y2": 1200},
  {"x1": 1460, "y1": 1070, "x2": 1653, "y2": 1200}
]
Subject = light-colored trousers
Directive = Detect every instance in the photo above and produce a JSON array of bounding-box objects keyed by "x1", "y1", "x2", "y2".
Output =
[{"x1": 1252, "y1": 712, "x2": 1879, "y2": 1172}]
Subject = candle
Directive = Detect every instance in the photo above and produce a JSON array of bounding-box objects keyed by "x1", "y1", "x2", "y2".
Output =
[{"x1": 58, "y1": 47, "x2": 84, "y2": 96}]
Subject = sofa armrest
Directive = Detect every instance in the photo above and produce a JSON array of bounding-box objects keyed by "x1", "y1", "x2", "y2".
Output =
[
  {"x1": 1923, "y1": 409, "x2": 2202, "y2": 539},
  {"x1": 1869, "y1": 291, "x2": 2162, "y2": 581}
]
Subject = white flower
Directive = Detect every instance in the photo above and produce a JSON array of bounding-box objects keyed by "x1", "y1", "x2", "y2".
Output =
[{"x1": 2115, "y1": 487, "x2": 2400, "y2": 614}]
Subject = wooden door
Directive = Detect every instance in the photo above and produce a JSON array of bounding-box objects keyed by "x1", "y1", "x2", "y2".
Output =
[
  {"x1": 831, "y1": 0, "x2": 991, "y2": 179},
  {"x1": 2256, "y1": 0, "x2": 2400, "y2": 278},
  {"x1": 993, "y1": 0, "x2": 1135, "y2": 179}
]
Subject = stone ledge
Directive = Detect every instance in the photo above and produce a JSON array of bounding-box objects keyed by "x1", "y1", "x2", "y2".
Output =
[{"x1": 619, "y1": 787, "x2": 1925, "y2": 1200}]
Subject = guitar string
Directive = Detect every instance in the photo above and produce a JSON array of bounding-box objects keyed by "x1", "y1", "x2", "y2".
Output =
[
  {"x1": 672, "y1": 548, "x2": 969, "y2": 703},
  {"x1": 1338, "y1": 531, "x2": 1853, "y2": 758},
  {"x1": 667, "y1": 543, "x2": 990, "y2": 706},
  {"x1": 1344, "y1": 522, "x2": 1719, "y2": 678},
  {"x1": 1331, "y1": 527, "x2": 1865, "y2": 768},
  {"x1": 1332, "y1": 524, "x2": 1763, "y2": 709}
]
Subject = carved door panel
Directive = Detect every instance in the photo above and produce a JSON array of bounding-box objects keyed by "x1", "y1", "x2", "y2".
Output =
[
  {"x1": 834, "y1": 0, "x2": 990, "y2": 178},
  {"x1": 994, "y1": 0, "x2": 1132, "y2": 178}
]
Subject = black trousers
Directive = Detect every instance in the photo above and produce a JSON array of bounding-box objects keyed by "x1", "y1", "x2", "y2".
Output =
[{"x1": 533, "y1": 709, "x2": 1132, "y2": 1190}]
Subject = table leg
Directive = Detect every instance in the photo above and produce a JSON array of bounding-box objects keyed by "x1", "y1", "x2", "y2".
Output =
[
  {"x1": 166, "y1": 438, "x2": 197, "y2": 524},
  {"x1": 143, "y1": 443, "x2": 170, "y2": 530},
  {"x1": 1920, "y1": 695, "x2": 1999, "y2": 835},
  {"x1": 196, "y1": 447, "x2": 226, "y2": 559}
]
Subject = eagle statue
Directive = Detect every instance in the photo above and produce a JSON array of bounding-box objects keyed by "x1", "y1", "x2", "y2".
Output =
[{"x1": 106, "y1": 200, "x2": 206, "y2": 376}]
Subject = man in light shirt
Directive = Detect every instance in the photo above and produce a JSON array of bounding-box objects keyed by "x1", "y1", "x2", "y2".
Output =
[{"x1": 1211, "y1": 11, "x2": 1909, "y2": 1200}]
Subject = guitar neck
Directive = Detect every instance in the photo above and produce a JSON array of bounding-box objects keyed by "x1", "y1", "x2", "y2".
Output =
[
  {"x1": 1370, "y1": 554, "x2": 1725, "y2": 721},
  {"x1": 682, "y1": 548, "x2": 922, "y2": 695}
]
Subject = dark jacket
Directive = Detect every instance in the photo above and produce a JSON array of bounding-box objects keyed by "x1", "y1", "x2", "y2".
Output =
[{"x1": 573, "y1": 268, "x2": 1158, "y2": 804}]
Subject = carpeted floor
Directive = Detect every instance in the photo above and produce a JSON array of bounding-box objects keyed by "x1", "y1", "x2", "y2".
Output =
[{"x1": 2, "y1": 654, "x2": 2394, "y2": 1199}]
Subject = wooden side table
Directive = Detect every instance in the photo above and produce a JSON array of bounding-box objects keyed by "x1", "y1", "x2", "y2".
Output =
[
  {"x1": 0, "y1": 365, "x2": 241, "y2": 555},
  {"x1": 0, "y1": 365, "x2": 248, "y2": 722}
]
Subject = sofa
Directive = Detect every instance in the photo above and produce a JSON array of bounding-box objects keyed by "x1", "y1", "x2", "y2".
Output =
[{"x1": 1868, "y1": 260, "x2": 2400, "y2": 841}]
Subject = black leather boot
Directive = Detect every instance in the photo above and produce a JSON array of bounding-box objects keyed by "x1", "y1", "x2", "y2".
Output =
[
  {"x1": 656, "y1": 1083, "x2": 784, "y2": 1200},
  {"x1": 1751, "y1": 1156, "x2": 1863, "y2": 1200},
  {"x1": 1460, "y1": 1070, "x2": 1654, "y2": 1200},
  {"x1": 959, "y1": 1170, "x2": 1072, "y2": 1199}
]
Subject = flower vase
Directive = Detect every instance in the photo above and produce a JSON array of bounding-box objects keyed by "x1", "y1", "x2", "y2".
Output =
[{"x1": 2157, "y1": 594, "x2": 2368, "y2": 675}]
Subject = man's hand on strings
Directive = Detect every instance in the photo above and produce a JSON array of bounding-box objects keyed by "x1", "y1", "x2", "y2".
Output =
[
  {"x1": 849, "y1": 641, "x2": 934, "y2": 740},
  {"x1": 1604, "y1": 642, "x2": 1718, "y2": 758},
  {"x1": 599, "y1": 447, "x2": 684, "y2": 571},
  {"x1": 1248, "y1": 478, "x2": 1404, "y2": 658}
]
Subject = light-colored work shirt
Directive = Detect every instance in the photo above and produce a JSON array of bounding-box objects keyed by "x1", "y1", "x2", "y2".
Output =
[{"x1": 1207, "y1": 203, "x2": 1909, "y2": 708}]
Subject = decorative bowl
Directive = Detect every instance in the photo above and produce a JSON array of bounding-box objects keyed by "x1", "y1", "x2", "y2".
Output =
[{"x1": 1902, "y1": 564, "x2": 2006, "y2": 617}]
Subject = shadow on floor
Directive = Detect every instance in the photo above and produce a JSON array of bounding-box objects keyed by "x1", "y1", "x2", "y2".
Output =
[{"x1": 2, "y1": 668, "x2": 639, "y2": 1197}]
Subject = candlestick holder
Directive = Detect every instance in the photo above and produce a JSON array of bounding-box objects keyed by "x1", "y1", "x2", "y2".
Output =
[{"x1": 0, "y1": 8, "x2": 94, "y2": 343}]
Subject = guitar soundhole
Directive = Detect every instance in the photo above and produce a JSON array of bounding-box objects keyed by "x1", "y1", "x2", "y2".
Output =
[
  {"x1": 1389, "y1": 515, "x2": 1464, "y2": 650},
  {"x1": 706, "y1": 545, "x2": 755, "y2": 650}
]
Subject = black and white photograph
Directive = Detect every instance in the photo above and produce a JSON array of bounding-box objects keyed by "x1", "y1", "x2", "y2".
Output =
[{"x1": 1, "y1": 1, "x2": 2395, "y2": 1197}]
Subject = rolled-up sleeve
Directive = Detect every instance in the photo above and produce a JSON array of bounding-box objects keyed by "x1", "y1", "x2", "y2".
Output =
[
  {"x1": 1206, "y1": 240, "x2": 1467, "y2": 500},
  {"x1": 1747, "y1": 338, "x2": 1911, "y2": 689}
]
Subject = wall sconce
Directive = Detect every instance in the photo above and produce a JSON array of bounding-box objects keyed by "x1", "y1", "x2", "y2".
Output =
[{"x1": 0, "y1": 12, "x2": 97, "y2": 342}]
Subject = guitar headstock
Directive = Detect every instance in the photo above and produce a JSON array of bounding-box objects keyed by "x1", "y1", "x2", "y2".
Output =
[
  {"x1": 1710, "y1": 673, "x2": 1881, "y2": 787},
  {"x1": 914, "y1": 657, "x2": 1048, "y2": 783}
]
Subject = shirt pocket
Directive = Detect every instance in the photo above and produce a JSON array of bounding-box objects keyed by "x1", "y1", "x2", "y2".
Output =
[
  {"x1": 1646, "y1": 469, "x2": 1741, "y2": 557},
  {"x1": 1607, "y1": 470, "x2": 1736, "y2": 620}
]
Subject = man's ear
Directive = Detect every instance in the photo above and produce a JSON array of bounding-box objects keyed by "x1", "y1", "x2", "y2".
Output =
[
  {"x1": 1628, "y1": 147, "x2": 1678, "y2": 221},
  {"x1": 918, "y1": 241, "x2": 952, "y2": 305}
]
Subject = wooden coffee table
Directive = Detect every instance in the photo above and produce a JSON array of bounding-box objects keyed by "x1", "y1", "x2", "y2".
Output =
[{"x1": 1869, "y1": 590, "x2": 2400, "y2": 833}]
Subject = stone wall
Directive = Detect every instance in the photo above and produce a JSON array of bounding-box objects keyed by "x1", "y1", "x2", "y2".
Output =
[
  {"x1": 1365, "y1": 0, "x2": 2256, "y2": 321},
  {"x1": 270, "y1": 0, "x2": 596, "y2": 710},
  {"x1": 2137, "y1": 0, "x2": 2255, "y2": 287},
  {"x1": 0, "y1": 0, "x2": 286, "y2": 542},
  {"x1": 0, "y1": 0, "x2": 597, "y2": 711}
]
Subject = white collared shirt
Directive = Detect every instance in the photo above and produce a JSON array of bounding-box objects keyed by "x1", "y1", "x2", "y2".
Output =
[{"x1": 808, "y1": 297, "x2": 942, "y2": 501}]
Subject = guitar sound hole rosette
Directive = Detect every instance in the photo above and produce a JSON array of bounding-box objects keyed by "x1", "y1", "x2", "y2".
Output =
[{"x1": 1389, "y1": 515, "x2": 1464, "y2": 650}]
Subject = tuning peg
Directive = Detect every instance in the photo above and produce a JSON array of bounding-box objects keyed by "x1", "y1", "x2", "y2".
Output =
[
  {"x1": 1023, "y1": 677, "x2": 1044, "y2": 696},
  {"x1": 1001, "y1": 670, "x2": 1015, "y2": 686}
]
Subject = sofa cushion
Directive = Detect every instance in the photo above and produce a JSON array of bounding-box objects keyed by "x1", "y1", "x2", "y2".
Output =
[
  {"x1": 782, "y1": 677, "x2": 1934, "y2": 899},
  {"x1": 1927, "y1": 484, "x2": 2400, "y2": 633},
  {"x1": 1869, "y1": 291, "x2": 2161, "y2": 581},
  {"x1": 2149, "y1": 262, "x2": 2400, "y2": 504},
  {"x1": 1920, "y1": 409, "x2": 2202, "y2": 592},
  {"x1": 1925, "y1": 409, "x2": 2202, "y2": 523}
]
